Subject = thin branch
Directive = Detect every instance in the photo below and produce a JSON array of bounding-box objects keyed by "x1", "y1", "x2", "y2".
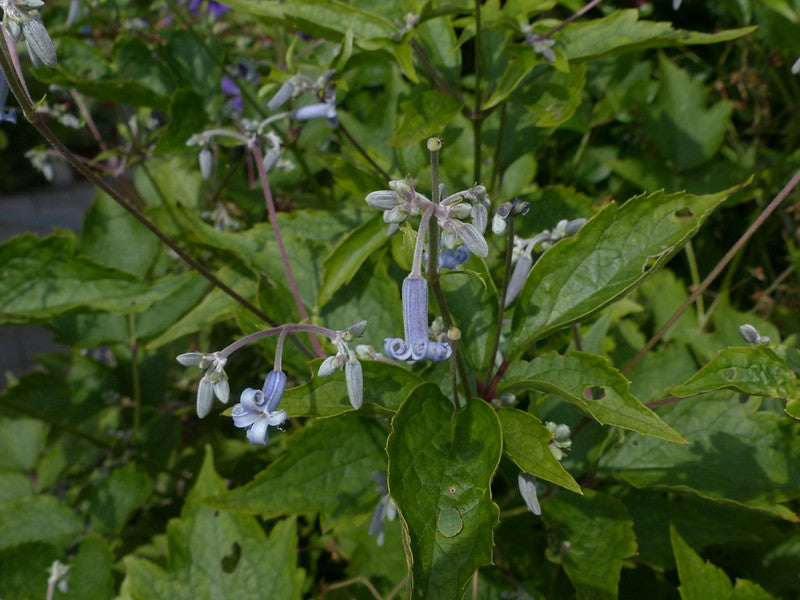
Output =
[
  {"x1": 539, "y1": 0, "x2": 604, "y2": 40},
  {"x1": 623, "y1": 169, "x2": 800, "y2": 375}
]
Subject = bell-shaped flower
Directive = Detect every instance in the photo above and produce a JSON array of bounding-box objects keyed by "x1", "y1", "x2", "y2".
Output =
[
  {"x1": 231, "y1": 370, "x2": 289, "y2": 445},
  {"x1": 384, "y1": 277, "x2": 451, "y2": 362},
  {"x1": 368, "y1": 472, "x2": 398, "y2": 546}
]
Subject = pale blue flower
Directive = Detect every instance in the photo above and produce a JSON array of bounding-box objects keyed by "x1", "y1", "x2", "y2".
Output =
[
  {"x1": 368, "y1": 473, "x2": 397, "y2": 546},
  {"x1": 231, "y1": 370, "x2": 289, "y2": 445},
  {"x1": 384, "y1": 277, "x2": 451, "y2": 362}
]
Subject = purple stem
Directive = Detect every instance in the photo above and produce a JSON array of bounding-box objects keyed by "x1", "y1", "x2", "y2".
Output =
[
  {"x1": 540, "y1": 0, "x2": 604, "y2": 40},
  {"x1": 219, "y1": 323, "x2": 340, "y2": 358},
  {"x1": 250, "y1": 142, "x2": 325, "y2": 357}
]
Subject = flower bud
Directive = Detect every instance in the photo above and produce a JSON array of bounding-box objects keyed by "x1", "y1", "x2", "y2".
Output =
[
  {"x1": 739, "y1": 324, "x2": 760, "y2": 344},
  {"x1": 213, "y1": 376, "x2": 230, "y2": 404},
  {"x1": 565, "y1": 217, "x2": 587, "y2": 235},
  {"x1": 347, "y1": 320, "x2": 368, "y2": 338},
  {"x1": 456, "y1": 222, "x2": 489, "y2": 257},
  {"x1": 176, "y1": 352, "x2": 205, "y2": 367},
  {"x1": 505, "y1": 255, "x2": 533, "y2": 307},
  {"x1": 471, "y1": 203, "x2": 488, "y2": 233},
  {"x1": 366, "y1": 190, "x2": 398, "y2": 210},
  {"x1": 383, "y1": 206, "x2": 408, "y2": 223},
  {"x1": 389, "y1": 179, "x2": 413, "y2": 195},
  {"x1": 427, "y1": 137, "x2": 442, "y2": 151},
  {"x1": 345, "y1": 360, "x2": 363, "y2": 409},
  {"x1": 492, "y1": 213, "x2": 508, "y2": 235},
  {"x1": 318, "y1": 354, "x2": 343, "y2": 376},
  {"x1": 267, "y1": 79, "x2": 296, "y2": 110},
  {"x1": 518, "y1": 473, "x2": 541, "y2": 515},
  {"x1": 293, "y1": 102, "x2": 336, "y2": 121},
  {"x1": 22, "y1": 17, "x2": 57, "y2": 67},
  {"x1": 196, "y1": 377, "x2": 215, "y2": 418},
  {"x1": 451, "y1": 203, "x2": 472, "y2": 220},
  {"x1": 199, "y1": 147, "x2": 212, "y2": 180}
]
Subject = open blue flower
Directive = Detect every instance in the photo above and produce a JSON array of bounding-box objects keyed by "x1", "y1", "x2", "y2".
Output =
[{"x1": 231, "y1": 370, "x2": 289, "y2": 445}]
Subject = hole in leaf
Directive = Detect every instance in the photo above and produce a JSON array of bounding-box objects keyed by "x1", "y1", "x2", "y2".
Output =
[
  {"x1": 723, "y1": 367, "x2": 736, "y2": 381},
  {"x1": 674, "y1": 207, "x2": 694, "y2": 221},
  {"x1": 221, "y1": 542, "x2": 241, "y2": 573},
  {"x1": 739, "y1": 393, "x2": 750, "y2": 404},
  {"x1": 584, "y1": 386, "x2": 605, "y2": 401}
]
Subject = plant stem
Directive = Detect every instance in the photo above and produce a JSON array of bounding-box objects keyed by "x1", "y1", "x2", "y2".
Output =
[
  {"x1": 338, "y1": 121, "x2": 391, "y2": 180},
  {"x1": 128, "y1": 313, "x2": 142, "y2": 441},
  {"x1": 219, "y1": 323, "x2": 341, "y2": 358},
  {"x1": 426, "y1": 140, "x2": 474, "y2": 403},
  {"x1": 484, "y1": 214, "x2": 515, "y2": 394},
  {"x1": 622, "y1": 168, "x2": 800, "y2": 375},
  {"x1": 473, "y1": 0, "x2": 483, "y2": 182},
  {"x1": 683, "y1": 241, "x2": 705, "y2": 322},
  {"x1": 250, "y1": 143, "x2": 325, "y2": 357},
  {"x1": 410, "y1": 38, "x2": 464, "y2": 104},
  {"x1": 539, "y1": 0, "x2": 604, "y2": 40}
]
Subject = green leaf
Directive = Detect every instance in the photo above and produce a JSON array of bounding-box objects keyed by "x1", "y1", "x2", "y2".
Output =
[
  {"x1": 542, "y1": 489, "x2": 637, "y2": 600},
  {"x1": 0, "y1": 233, "x2": 192, "y2": 323},
  {"x1": 121, "y1": 447, "x2": 303, "y2": 600},
  {"x1": 671, "y1": 526, "x2": 778, "y2": 600},
  {"x1": 0, "y1": 495, "x2": 82, "y2": 550},
  {"x1": 441, "y1": 260, "x2": 498, "y2": 369},
  {"x1": 0, "y1": 416, "x2": 48, "y2": 471},
  {"x1": 155, "y1": 89, "x2": 209, "y2": 155},
  {"x1": 671, "y1": 346, "x2": 800, "y2": 420},
  {"x1": 499, "y1": 352, "x2": 686, "y2": 443},
  {"x1": 390, "y1": 89, "x2": 463, "y2": 147},
  {"x1": 557, "y1": 10, "x2": 756, "y2": 60},
  {"x1": 497, "y1": 408, "x2": 581, "y2": 493},
  {"x1": 205, "y1": 415, "x2": 387, "y2": 529},
  {"x1": 600, "y1": 393, "x2": 800, "y2": 519},
  {"x1": 0, "y1": 473, "x2": 33, "y2": 504},
  {"x1": 160, "y1": 31, "x2": 221, "y2": 97},
  {"x1": 68, "y1": 535, "x2": 115, "y2": 600},
  {"x1": 0, "y1": 543, "x2": 60, "y2": 600},
  {"x1": 509, "y1": 183, "x2": 747, "y2": 355},
  {"x1": 644, "y1": 56, "x2": 733, "y2": 169},
  {"x1": 281, "y1": 360, "x2": 421, "y2": 417},
  {"x1": 521, "y1": 62, "x2": 586, "y2": 127},
  {"x1": 89, "y1": 463, "x2": 154, "y2": 533},
  {"x1": 217, "y1": 0, "x2": 395, "y2": 40},
  {"x1": 146, "y1": 266, "x2": 258, "y2": 348},
  {"x1": 482, "y1": 45, "x2": 542, "y2": 109},
  {"x1": 318, "y1": 213, "x2": 393, "y2": 309},
  {"x1": 79, "y1": 190, "x2": 161, "y2": 278},
  {"x1": 386, "y1": 385, "x2": 502, "y2": 600}
]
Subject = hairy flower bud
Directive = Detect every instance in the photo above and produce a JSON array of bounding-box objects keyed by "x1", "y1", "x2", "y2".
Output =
[
  {"x1": 505, "y1": 255, "x2": 533, "y2": 307},
  {"x1": 518, "y1": 472, "x2": 542, "y2": 516},
  {"x1": 366, "y1": 190, "x2": 398, "y2": 210},
  {"x1": 739, "y1": 324, "x2": 761, "y2": 344},
  {"x1": 22, "y1": 17, "x2": 57, "y2": 67},
  {"x1": 199, "y1": 147, "x2": 212, "y2": 180},
  {"x1": 345, "y1": 359, "x2": 363, "y2": 410},
  {"x1": 262, "y1": 370, "x2": 288, "y2": 412},
  {"x1": 267, "y1": 79, "x2": 296, "y2": 110}
]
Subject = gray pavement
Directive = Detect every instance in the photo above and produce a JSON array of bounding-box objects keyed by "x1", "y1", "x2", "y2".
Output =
[{"x1": 1, "y1": 181, "x2": 94, "y2": 385}]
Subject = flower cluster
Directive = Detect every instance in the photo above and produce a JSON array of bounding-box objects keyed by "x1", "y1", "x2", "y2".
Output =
[
  {"x1": 366, "y1": 179, "x2": 490, "y2": 257},
  {"x1": 176, "y1": 352, "x2": 229, "y2": 417},
  {"x1": 1, "y1": 0, "x2": 57, "y2": 67},
  {"x1": 546, "y1": 421, "x2": 572, "y2": 461},
  {"x1": 504, "y1": 217, "x2": 587, "y2": 306},
  {"x1": 517, "y1": 421, "x2": 572, "y2": 516},
  {"x1": 231, "y1": 370, "x2": 289, "y2": 445}
]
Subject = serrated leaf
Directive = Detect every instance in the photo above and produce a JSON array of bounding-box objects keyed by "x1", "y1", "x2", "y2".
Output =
[
  {"x1": 0, "y1": 233, "x2": 191, "y2": 323},
  {"x1": 509, "y1": 183, "x2": 747, "y2": 355},
  {"x1": 390, "y1": 89, "x2": 463, "y2": 147},
  {"x1": 499, "y1": 352, "x2": 686, "y2": 442},
  {"x1": 671, "y1": 346, "x2": 800, "y2": 421},
  {"x1": 543, "y1": 489, "x2": 637, "y2": 600},
  {"x1": 205, "y1": 416, "x2": 387, "y2": 529},
  {"x1": 671, "y1": 526, "x2": 778, "y2": 600},
  {"x1": 386, "y1": 385, "x2": 502, "y2": 600},
  {"x1": 497, "y1": 408, "x2": 581, "y2": 493},
  {"x1": 281, "y1": 360, "x2": 421, "y2": 417},
  {"x1": 120, "y1": 447, "x2": 302, "y2": 600},
  {"x1": 557, "y1": 9, "x2": 756, "y2": 60},
  {"x1": 600, "y1": 393, "x2": 800, "y2": 519},
  {"x1": 318, "y1": 213, "x2": 392, "y2": 309},
  {"x1": 0, "y1": 495, "x2": 82, "y2": 550}
]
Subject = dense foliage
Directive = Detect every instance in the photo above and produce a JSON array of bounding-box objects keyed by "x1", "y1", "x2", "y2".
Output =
[{"x1": 2, "y1": 1, "x2": 800, "y2": 599}]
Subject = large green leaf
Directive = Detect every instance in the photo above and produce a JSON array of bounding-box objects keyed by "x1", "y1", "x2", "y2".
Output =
[
  {"x1": 0, "y1": 233, "x2": 189, "y2": 324},
  {"x1": 497, "y1": 408, "x2": 581, "y2": 493},
  {"x1": 508, "y1": 183, "x2": 746, "y2": 355},
  {"x1": 205, "y1": 415, "x2": 387, "y2": 529},
  {"x1": 120, "y1": 447, "x2": 303, "y2": 600},
  {"x1": 557, "y1": 10, "x2": 756, "y2": 60},
  {"x1": 281, "y1": 360, "x2": 422, "y2": 417},
  {"x1": 318, "y1": 213, "x2": 393, "y2": 309},
  {"x1": 671, "y1": 526, "x2": 778, "y2": 600},
  {"x1": 386, "y1": 385, "x2": 502, "y2": 600},
  {"x1": 88, "y1": 464, "x2": 154, "y2": 534},
  {"x1": 0, "y1": 416, "x2": 48, "y2": 471},
  {"x1": 499, "y1": 352, "x2": 686, "y2": 443},
  {"x1": 600, "y1": 393, "x2": 800, "y2": 519},
  {"x1": 542, "y1": 489, "x2": 637, "y2": 600},
  {"x1": 0, "y1": 495, "x2": 82, "y2": 550},
  {"x1": 644, "y1": 56, "x2": 733, "y2": 170},
  {"x1": 520, "y1": 62, "x2": 587, "y2": 127},
  {"x1": 671, "y1": 346, "x2": 800, "y2": 421},
  {"x1": 68, "y1": 535, "x2": 115, "y2": 600}
]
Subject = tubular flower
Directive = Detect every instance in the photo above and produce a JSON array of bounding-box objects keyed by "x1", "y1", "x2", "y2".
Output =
[
  {"x1": 231, "y1": 370, "x2": 289, "y2": 445},
  {"x1": 384, "y1": 276, "x2": 451, "y2": 362}
]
